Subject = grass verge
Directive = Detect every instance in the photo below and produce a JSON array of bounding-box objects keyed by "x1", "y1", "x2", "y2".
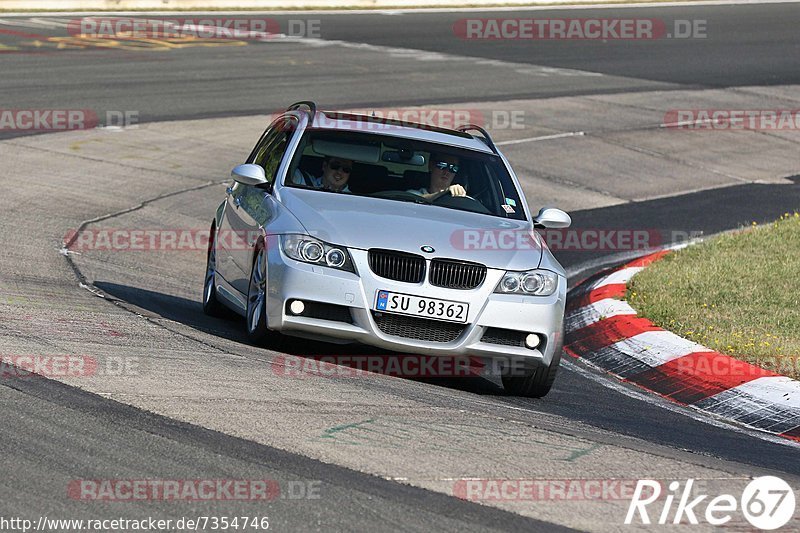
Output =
[{"x1": 627, "y1": 212, "x2": 800, "y2": 379}]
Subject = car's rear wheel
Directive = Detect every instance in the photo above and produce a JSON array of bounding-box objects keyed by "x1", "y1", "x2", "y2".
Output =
[
  {"x1": 501, "y1": 335, "x2": 563, "y2": 398},
  {"x1": 202, "y1": 225, "x2": 226, "y2": 317},
  {"x1": 246, "y1": 246, "x2": 272, "y2": 344}
]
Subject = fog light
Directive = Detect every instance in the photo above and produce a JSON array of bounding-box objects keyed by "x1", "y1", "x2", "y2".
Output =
[
  {"x1": 524, "y1": 334, "x2": 540, "y2": 349},
  {"x1": 289, "y1": 300, "x2": 305, "y2": 315}
]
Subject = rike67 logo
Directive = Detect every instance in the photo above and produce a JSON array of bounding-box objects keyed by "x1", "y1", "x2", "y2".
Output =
[{"x1": 626, "y1": 477, "x2": 796, "y2": 530}]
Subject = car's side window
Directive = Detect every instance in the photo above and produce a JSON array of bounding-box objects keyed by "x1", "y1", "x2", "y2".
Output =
[
  {"x1": 261, "y1": 136, "x2": 289, "y2": 183},
  {"x1": 247, "y1": 125, "x2": 276, "y2": 165},
  {"x1": 249, "y1": 116, "x2": 299, "y2": 186}
]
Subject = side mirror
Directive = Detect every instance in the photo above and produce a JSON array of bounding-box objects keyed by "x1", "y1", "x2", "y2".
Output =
[
  {"x1": 231, "y1": 164, "x2": 268, "y2": 187},
  {"x1": 534, "y1": 207, "x2": 571, "y2": 229}
]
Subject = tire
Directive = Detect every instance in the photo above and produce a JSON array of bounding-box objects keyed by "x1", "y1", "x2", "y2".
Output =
[
  {"x1": 202, "y1": 225, "x2": 226, "y2": 317},
  {"x1": 246, "y1": 245, "x2": 273, "y2": 344},
  {"x1": 501, "y1": 334, "x2": 563, "y2": 398}
]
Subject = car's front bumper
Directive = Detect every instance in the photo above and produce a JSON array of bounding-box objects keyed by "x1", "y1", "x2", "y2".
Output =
[{"x1": 264, "y1": 235, "x2": 566, "y2": 366}]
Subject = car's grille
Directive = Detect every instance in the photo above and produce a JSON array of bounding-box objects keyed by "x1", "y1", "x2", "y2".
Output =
[
  {"x1": 429, "y1": 259, "x2": 487, "y2": 290},
  {"x1": 372, "y1": 312, "x2": 466, "y2": 343},
  {"x1": 368, "y1": 249, "x2": 425, "y2": 283},
  {"x1": 481, "y1": 327, "x2": 527, "y2": 347}
]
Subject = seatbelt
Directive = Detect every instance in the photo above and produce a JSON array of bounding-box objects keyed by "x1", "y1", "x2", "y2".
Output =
[{"x1": 301, "y1": 170, "x2": 315, "y2": 188}]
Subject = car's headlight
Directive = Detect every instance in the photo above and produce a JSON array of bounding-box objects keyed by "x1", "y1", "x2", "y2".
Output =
[
  {"x1": 494, "y1": 269, "x2": 559, "y2": 296},
  {"x1": 280, "y1": 234, "x2": 355, "y2": 273}
]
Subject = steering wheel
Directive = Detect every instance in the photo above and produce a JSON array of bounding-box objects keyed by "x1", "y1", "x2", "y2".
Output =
[
  {"x1": 432, "y1": 193, "x2": 492, "y2": 214},
  {"x1": 370, "y1": 190, "x2": 431, "y2": 203}
]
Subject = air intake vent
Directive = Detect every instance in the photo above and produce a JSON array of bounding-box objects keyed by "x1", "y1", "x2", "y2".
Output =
[
  {"x1": 429, "y1": 259, "x2": 486, "y2": 290},
  {"x1": 368, "y1": 249, "x2": 425, "y2": 283},
  {"x1": 288, "y1": 301, "x2": 353, "y2": 324},
  {"x1": 481, "y1": 327, "x2": 527, "y2": 347},
  {"x1": 372, "y1": 312, "x2": 465, "y2": 343}
]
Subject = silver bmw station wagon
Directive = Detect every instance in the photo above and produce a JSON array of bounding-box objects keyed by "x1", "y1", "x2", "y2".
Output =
[{"x1": 203, "y1": 102, "x2": 572, "y2": 397}]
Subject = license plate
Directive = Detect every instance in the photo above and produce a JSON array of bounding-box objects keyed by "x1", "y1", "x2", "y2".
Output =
[{"x1": 375, "y1": 290, "x2": 468, "y2": 323}]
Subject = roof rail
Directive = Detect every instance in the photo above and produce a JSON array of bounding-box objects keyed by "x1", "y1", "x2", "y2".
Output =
[
  {"x1": 286, "y1": 101, "x2": 317, "y2": 123},
  {"x1": 456, "y1": 124, "x2": 498, "y2": 154}
]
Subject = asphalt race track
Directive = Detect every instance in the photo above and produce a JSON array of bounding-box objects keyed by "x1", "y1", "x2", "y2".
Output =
[
  {"x1": 1, "y1": 2, "x2": 799, "y2": 531},
  {"x1": 1, "y1": 3, "x2": 800, "y2": 127}
]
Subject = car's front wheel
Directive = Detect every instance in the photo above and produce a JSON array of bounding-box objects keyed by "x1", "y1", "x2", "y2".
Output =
[
  {"x1": 246, "y1": 246, "x2": 271, "y2": 342},
  {"x1": 202, "y1": 225, "x2": 226, "y2": 317},
  {"x1": 501, "y1": 336, "x2": 563, "y2": 398}
]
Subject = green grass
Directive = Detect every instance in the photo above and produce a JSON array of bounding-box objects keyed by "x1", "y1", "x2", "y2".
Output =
[{"x1": 627, "y1": 213, "x2": 800, "y2": 379}]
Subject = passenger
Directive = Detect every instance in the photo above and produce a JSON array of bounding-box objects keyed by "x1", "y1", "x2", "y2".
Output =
[
  {"x1": 293, "y1": 156, "x2": 353, "y2": 192},
  {"x1": 407, "y1": 153, "x2": 465, "y2": 201}
]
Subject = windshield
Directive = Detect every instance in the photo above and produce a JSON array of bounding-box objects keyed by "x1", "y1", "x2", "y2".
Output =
[{"x1": 283, "y1": 129, "x2": 527, "y2": 221}]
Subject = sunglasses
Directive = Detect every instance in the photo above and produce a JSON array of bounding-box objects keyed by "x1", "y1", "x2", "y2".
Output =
[
  {"x1": 434, "y1": 161, "x2": 459, "y2": 173},
  {"x1": 328, "y1": 161, "x2": 352, "y2": 173}
]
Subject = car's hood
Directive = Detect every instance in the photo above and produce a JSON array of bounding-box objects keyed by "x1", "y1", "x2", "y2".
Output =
[{"x1": 278, "y1": 188, "x2": 543, "y2": 271}]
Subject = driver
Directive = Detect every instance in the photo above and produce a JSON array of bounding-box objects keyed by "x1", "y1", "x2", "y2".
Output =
[
  {"x1": 292, "y1": 155, "x2": 353, "y2": 193},
  {"x1": 407, "y1": 153, "x2": 466, "y2": 201}
]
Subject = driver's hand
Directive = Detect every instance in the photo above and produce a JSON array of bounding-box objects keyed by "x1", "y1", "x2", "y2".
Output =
[{"x1": 448, "y1": 184, "x2": 467, "y2": 197}]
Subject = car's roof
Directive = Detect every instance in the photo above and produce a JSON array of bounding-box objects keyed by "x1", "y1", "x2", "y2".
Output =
[{"x1": 307, "y1": 111, "x2": 496, "y2": 154}]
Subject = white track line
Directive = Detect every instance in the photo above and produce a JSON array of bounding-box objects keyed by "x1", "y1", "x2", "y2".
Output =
[{"x1": 496, "y1": 131, "x2": 585, "y2": 146}]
